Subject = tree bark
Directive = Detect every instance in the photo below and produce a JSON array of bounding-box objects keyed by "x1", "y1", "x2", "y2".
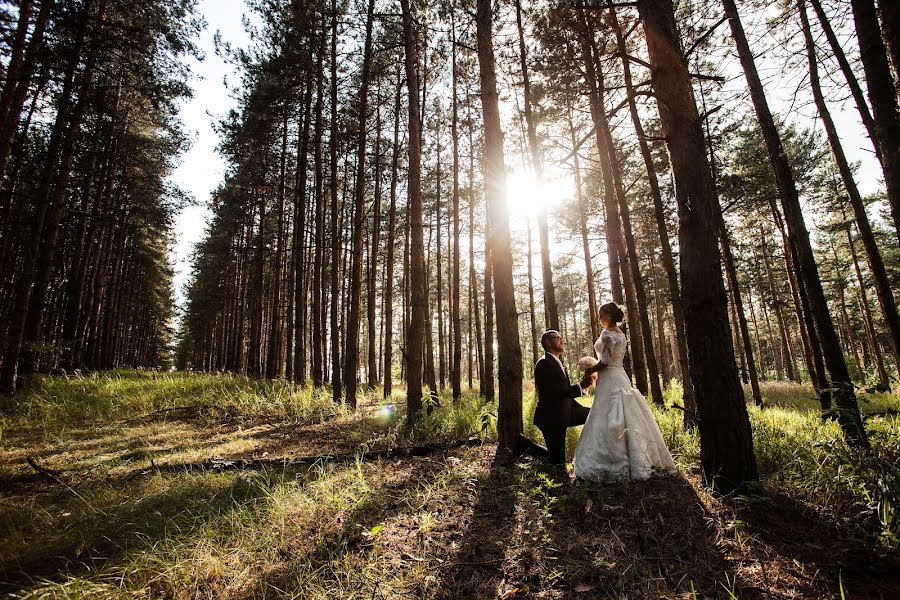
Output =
[
  {"x1": 450, "y1": 7, "x2": 463, "y2": 401},
  {"x1": 383, "y1": 67, "x2": 402, "y2": 399},
  {"x1": 636, "y1": 0, "x2": 758, "y2": 491},
  {"x1": 401, "y1": 0, "x2": 426, "y2": 423},
  {"x1": 609, "y1": 6, "x2": 694, "y2": 417},
  {"x1": 329, "y1": 0, "x2": 342, "y2": 402},
  {"x1": 851, "y1": 0, "x2": 900, "y2": 244},
  {"x1": 477, "y1": 0, "x2": 524, "y2": 451}
]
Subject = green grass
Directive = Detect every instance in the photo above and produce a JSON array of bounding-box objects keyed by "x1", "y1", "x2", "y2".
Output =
[{"x1": 1, "y1": 369, "x2": 343, "y2": 436}]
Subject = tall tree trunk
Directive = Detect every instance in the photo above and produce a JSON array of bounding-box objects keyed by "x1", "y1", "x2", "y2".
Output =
[
  {"x1": 469, "y1": 119, "x2": 484, "y2": 390},
  {"x1": 450, "y1": 8, "x2": 463, "y2": 401},
  {"x1": 343, "y1": 0, "x2": 376, "y2": 408},
  {"x1": 609, "y1": 7, "x2": 695, "y2": 417},
  {"x1": 477, "y1": 0, "x2": 523, "y2": 450},
  {"x1": 401, "y1": 0, "x2": 426, "y2": 422},
  {"x1": 850, "y1": 0, "x2": 900, "y2": 244},
  {"x1": 367, "y1": 88, "x2": 383, "y2": 390},
  {"x1": 636, "y1": 0, "x2": 758, "y2": 491},
  {"x1": 526, "y1": 217, "x2": 540, "y2": 364},
  {"x1": 383, "y1": 67, "x2": 401, "y2": 399},
  {"x1": 436, "y1": 129, "x2": 446, "y2": 391},
  {"x1": 311, "y1": 16, "x2": 327, "y2": 387},
  {"x1": 329, "y1": 0, "x2": 342, "y2": 403},
  {"x1": 724, "y1": 0, "x2": 867, "y2": 446}
]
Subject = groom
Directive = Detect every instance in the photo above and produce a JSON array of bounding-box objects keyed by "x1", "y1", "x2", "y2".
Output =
[{"x1": 528, "y1": 330, "x2": 594, "y2": 467}]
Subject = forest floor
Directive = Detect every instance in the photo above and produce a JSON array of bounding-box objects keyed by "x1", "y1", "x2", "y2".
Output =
[{"x1": 0, "y1": 370, "x2": 898, "y2": 599}]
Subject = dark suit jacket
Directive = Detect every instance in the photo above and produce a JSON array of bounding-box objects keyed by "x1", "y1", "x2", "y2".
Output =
[{"x1": 533, "y1": 352, "x2": 584, "y2": 430}]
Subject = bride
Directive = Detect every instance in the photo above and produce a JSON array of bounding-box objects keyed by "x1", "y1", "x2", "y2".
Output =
[{"x1": 574, "y1": 302, "x2": 676, "y2": 481}]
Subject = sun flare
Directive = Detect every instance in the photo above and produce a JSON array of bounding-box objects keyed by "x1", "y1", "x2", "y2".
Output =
[{"x1": 505, "y1": 171, "x2": 574, "y2": 220}]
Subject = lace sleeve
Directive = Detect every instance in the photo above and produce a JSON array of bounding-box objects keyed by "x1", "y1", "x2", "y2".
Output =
[{"x1": 597, "y1": 331, "x2": 615, "y2": 365}]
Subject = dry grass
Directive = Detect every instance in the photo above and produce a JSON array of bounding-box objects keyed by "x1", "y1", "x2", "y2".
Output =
[{"x1": 0, "y1": 372, "x2": 898, "y2": 598}]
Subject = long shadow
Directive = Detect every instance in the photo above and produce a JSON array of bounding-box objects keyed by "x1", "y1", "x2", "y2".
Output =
[
  {"x1": 256, "y1": 450, "x2": 459, "y2": 596},
  {"x1": 432, "y1": 449, "x2": 525, "y2": 599},
  {"x1": 546, "y1": 474, "x2": 749, "y2": 597},
  {"x1": 731, "y1": 489, "x2": 900, "y2": 598},
  {"x1": 0, "y1": 469, "x2": 283, "y2": 593}
]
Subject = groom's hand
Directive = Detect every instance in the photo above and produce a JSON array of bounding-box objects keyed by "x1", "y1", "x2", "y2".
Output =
[{"x1": 579, "y1": 374, "x2": 593, "y2": 391}]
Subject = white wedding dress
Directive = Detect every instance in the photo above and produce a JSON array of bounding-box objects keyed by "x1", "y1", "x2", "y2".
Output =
[{"x1": 574, "y1": 329, "x2": 676, "y2": 481}]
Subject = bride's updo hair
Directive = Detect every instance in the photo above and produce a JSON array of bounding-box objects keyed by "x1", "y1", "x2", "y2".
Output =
[{"x1": 599, "y1": 302, "x2": 625, "y2": 324}]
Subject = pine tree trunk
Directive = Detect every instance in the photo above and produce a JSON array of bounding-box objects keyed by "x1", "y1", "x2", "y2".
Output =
[
  {"x1": 383, "y1": 68, "x2": 401, "y2": 399},
  {"x1": 850, "y1": 0, "x2": 900, "y2": 244},
  {"x1": 329, "y1": 0, "x2": 342, "y2": 402},
  {"x1": 469, "y1": 120, "x2": 484, "y2": 390},
  {"x1": 311, "y1": 16, "x2": 327, "y2": 387},
  {"x1": 477, "y1": 0, "x2": 523, "y2": 450},
  {"x1": 436, "y1": 133, "x2": 446, "y2": 391},
  {"x1": 450, "y1": 11, "x2": 463, "y2": 401},
  {"x1": 401, "y1": 0, "x2": 426, "y2": 422},
  {"x1": 367, "y1": 89, "x2": 383, "y2": 390},
  {"x1": 526, "y1": 218, "x2": 540, "y2": 365},
  {"x1": 609, "y1": 7, "x2": 695, "y2": 417},
  {"x1": 636, "y1": 0, "x2": 758, "y2": 491}
]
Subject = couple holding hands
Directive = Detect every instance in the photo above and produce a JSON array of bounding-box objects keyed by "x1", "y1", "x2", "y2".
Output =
[{"x1": 519, "y1": 302, "x2": 676, "y2": 481}]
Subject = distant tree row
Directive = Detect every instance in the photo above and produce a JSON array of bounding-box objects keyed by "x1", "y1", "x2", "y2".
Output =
[{"x1": 0, "y1": 0, "x2": 202, "y2": 394}]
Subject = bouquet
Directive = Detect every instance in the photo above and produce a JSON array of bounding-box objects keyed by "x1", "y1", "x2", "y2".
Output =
[{"x1": 576, "y1": 356, "x2": 598, "y2": 373}]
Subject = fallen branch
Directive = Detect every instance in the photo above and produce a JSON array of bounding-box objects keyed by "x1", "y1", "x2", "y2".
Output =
[
  {"x1": 26, "y1": 456, "x2": 65, "y2": 484},
  {"x1": 125, "y1": 437, "x2": 484, "y2": 480},
  {"x1": 26, "y1": 456, "x2": 106, "y2": 514}
]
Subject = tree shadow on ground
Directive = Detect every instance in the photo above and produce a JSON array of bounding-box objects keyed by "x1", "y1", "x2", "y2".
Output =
[
  {"x1": 0, "y1": 470, "x2": 282, "y2": 593},
  {"x1": 432, "y1": 449, "x2": 530, "y2": 599},
  {"x1": 729, "y1": 488, "x2": 900, "y2": 598},
  {"x1": 546, "y1": 473, "x2": 749, "y2": 598},
  {"x1": 253, "y1": 452, "x2": 458, "y2": 597}
]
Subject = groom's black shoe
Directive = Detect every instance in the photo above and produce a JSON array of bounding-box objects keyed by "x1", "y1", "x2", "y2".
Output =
[{"x1": 514, "y1": 433, "x2": 549, "y2": 458}]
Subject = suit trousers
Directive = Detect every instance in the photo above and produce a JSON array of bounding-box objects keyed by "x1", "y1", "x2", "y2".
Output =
[{"x1": 538, "y1": 402, "x2": 590, "y2": 466}]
